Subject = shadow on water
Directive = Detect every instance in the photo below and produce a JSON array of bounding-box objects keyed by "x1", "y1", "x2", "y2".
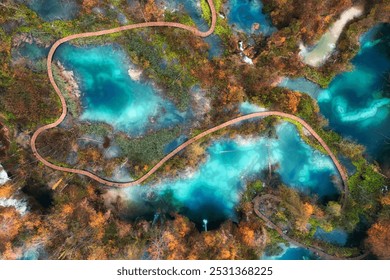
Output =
[{"x1": 22, "y1": 178, "x2": 54, "y2": 212}]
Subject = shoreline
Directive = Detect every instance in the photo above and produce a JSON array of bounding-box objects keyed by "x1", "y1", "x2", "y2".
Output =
[{"x1": 300, "y1": 6, "x2": 363, "y2": 67}]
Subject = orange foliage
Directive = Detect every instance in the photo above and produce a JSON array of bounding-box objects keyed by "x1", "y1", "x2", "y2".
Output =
[
  {"x1": 285, "y1": 91, "x2": 301, "y2": 113},
  {"x1": 89, "y1": 212, "x2": 106, "y2": 229},
  {"x1": 82, "y1": 0, "x2": 98, "y2": 13},
  {"x1": 303, "y1": 202, "x2": 314, "y2": 216},
  {"x1": 219, "y1": 248, "x2": 231, "y2": 259},
  {"x1": 220, "y1": 84, "x2": 245, "y2": 105},
  {"x1": 162, "y1": 230, "x2": 187, "y2": 260},
  {"x1": 62, "y1": 204, "x2": 74, "y2": 216},
  {"x1": 83, "y1": 148, "x2": 102, "y2": 163},
  {"x1": 0, "y1": 183, "x2": 13, "y2": 198},
  {"x1": 380, "y1": 194, "x2": 390, "y2": 206},
  {"x1": 173, "y1": 214, "x2": 192, "y2": 238},
  {"x1": 203, "y1": 233, "x2": 217, "y2": 247},
  {"x1": 238, "y1": 225, "x2": 256, "y2": 247},
  {"x1": 144, "y1": 0, "x2": 163, "y2": 21},
  {"x1": 366, "y1": 220, "x2": 390, "y2": 259},
  {"x1": 0, "y1": 208, "x2": 22, "y2": 242},
  {"x1": 1, "y1": 242, "x2": 19, "y2": 260},
  {"x1": 87, "y1": 247, "x2": 108, "y2": 260}
]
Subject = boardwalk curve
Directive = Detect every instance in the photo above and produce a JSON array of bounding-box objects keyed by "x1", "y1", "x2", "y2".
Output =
[{"x1": 30, "y1": 0, "x2": 348, "y2": 195}]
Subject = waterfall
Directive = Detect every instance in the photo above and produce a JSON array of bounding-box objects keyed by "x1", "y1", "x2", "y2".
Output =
[{"x1": 203, "y1": 219, "x2": 208, "y2": 232}]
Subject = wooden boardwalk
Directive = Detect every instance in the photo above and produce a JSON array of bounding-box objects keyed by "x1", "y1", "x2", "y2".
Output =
[
  {"x1": 28, "y1": 0, "x2": 360, "y2": 259},
  {"x1": 30, "y1": 0, "x2": 348, "y2": 195}
]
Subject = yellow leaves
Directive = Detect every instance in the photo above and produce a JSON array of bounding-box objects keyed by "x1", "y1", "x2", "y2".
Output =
[{"x1": 85, "y1": 148, "x2": 102, "y2": 162}]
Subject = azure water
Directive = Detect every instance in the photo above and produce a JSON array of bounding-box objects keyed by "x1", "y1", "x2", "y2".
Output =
[
  {"x1": 318, "y1": 24, "x2": 390, "y2": 164},
  {"x1": 226, "y1": 0, "x2": 276, "y2": 36},
  {"x1": 125, "y1": 122, "x2": 340, "y2": 228},
  {"x1": 262, "y1": 243, "x2": 318, "y2": 260},
  {"x1": 55, "y1": 43, "x2": 188, "y2": 135},
  {"x1": 24, "y1": 0, "x2": 79, "y2": 21},
  {"x1": 280, "y1": 24, "x2": 390, "y2": 169}
]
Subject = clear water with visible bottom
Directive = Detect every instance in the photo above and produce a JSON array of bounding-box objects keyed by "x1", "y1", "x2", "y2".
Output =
[{"x1": 55, "y1": 43, "x2": 189, "y2": 135}]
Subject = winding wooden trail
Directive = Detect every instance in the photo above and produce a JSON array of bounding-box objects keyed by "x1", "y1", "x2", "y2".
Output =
[
  {"x1": 29, "y1": 0, "x2": 355, "y2": 259},
  {"x1": 30, "y1": 0, "x2": 348, "y2": 193}
]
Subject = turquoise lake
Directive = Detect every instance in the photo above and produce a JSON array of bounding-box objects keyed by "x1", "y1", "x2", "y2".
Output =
[
  {"x1": 23, "y1": 0, "x2": 79, "y2": 21},
  {"x1": 281, "y1": 24, "x2": 390, "y2": 169},
  {"x1": 125, "y1": 122, "x2": 340, "y2": 227},
  {"x1": 262, "y1": 243, "x2": 318, "y2": 260},
  {"x1": 226, "y1": 0, "x2": 276, "y2": 36},
  {"x1": 262, "y1": 227, "x2": 348, "y2": 260},
  {"x1": 55, "y1": 44, "x2": 188, "y2": 135},
  {"x1": 319, "y1": 24, "x2": 390, "y2": 162}
]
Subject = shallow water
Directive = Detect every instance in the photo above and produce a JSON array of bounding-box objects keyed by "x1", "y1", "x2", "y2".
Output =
[
  {"x1": 314, "y1": 227, "x2": 348, "y2": 246},
  {"x1": 262, "y1": 243, "x2": 318, "y2": 260},
  {"x1": 226, "y1": 0, "x2": 276, "y2": 36},
  {"x1": 239, "y1": 101, "x2": 267, "y2": 114},
  {"x1": 279, "y1": 77, "x2": 322, "y2": 100},
  {"x1": 125, "y1": 122, "x2": 339, "y2": 227},
  {"x1": 318, "y1": 24, "x2": 390, "y2": 160},
  {"x1": 280, "y1": 24, "x2": 390, "y2": 165},
  {"x1": 14, "y1": 41, "x2": 48, "y2": 62},
  {"x1": 19, "y1": 247, "x2": 41, "y2": 260},
  {"x1": 299, "y1": 6, "x2": 363, "y2": 67},
  {"x1": 55, "y1": 43, "x2": 188, "y2": 135},
  {"x1": 164, "y1": 135, "x2": 188, "y2": 154},
  {"x1": 25, "y1": 0, "x2": 79, "y2": 21}
]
